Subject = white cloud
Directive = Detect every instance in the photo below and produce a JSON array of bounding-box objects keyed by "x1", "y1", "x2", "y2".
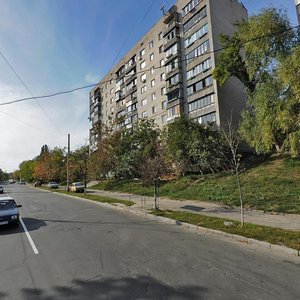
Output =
[{"x1": 0, "y1": 83, "x2": 89, "y2": 172}]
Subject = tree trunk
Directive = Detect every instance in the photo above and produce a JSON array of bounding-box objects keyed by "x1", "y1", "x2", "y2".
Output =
[{"x1": 235, "y1": 167, "x2": 244, "y2": 227}]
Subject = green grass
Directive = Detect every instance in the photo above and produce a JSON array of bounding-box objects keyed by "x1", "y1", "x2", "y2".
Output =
[
  {"x1": 91, "y1": 157, "x2": 300, "y2": 213},
  {"x1": 152, "y1": 210, "x2": 300, "y2": 251},
  {"x1": 46, "y1": 188, "x2": 135, "y2": 207}
]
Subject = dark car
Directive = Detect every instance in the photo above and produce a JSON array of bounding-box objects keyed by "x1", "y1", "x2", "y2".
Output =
[
  {"x1": 34, "y1": 181, "x2": 42, "y2": 187},
  {"x1": 0, "y1": 185, "x2": 4, "y2": 194},
  {"x1": 0, "y1": 197, "x2": 22, "y2": 227}
]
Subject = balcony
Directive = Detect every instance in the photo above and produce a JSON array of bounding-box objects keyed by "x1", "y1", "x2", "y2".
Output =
[
  {"x1": 163, "y1": 6, "x2": 178, "y2": 24},
  {"x1": 164, "y1": 35, "x2": 180, "y2": 51},
  {"x1": 125, "y1": 61, "x2": 136, "y2": 74},
  {"x1": 163, "y1": 20, "x2": 180, "y2": 37}
]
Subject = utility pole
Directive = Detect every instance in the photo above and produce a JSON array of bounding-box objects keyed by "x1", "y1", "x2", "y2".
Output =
[{"x1": 67, "y1": 133, "x2": 70, "y2": 192}]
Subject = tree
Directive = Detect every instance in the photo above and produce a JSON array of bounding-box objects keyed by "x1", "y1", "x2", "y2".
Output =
[
  {"x1": 213, "y1": 8, "x2": 299, "y2": 156},
  {"x1": 19, "y1": 160, "x2": 36, "y2": 182},
  {"x1": 0, "y1": 169, "x2": 9, "y2": 181},
  {"x1": 162, "y1": 115, "x2": 198, "y2": 176},
  {"x1": 222, "y1": 120, "x2": 244, "y2": 226}
]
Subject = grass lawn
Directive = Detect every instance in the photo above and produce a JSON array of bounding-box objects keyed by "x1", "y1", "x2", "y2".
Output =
[
  {"x1": 152, "y1": 210, "x2": 300, "y2": 251},
  {"x1": 91, "y1": 157, "x2": 300, "y2": 214},
  {"x1": 41, "y1": 187, "x2": 135, "y2": 207}
]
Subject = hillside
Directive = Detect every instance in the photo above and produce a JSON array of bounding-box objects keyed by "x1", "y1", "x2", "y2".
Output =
[{"x1": 92, "y1": 158, "x2": 300, "y2": 214}]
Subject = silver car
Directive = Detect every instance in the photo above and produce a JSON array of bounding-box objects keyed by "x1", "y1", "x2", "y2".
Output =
[
  {"x1": 0, "y1": 197, "x2": 22, "y2": 227},
  {"x1": 48, "y1": 181, "x2": 59, "y2": 189}
]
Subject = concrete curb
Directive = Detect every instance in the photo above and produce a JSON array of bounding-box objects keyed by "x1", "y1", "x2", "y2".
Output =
[{"x1": 52, "y1": 190, "x2": 300, "y2": 257}]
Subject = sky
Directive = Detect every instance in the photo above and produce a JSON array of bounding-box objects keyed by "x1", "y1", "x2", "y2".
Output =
[{"x1": 0, "y1": 0, "x2": 298, "y2": 173}]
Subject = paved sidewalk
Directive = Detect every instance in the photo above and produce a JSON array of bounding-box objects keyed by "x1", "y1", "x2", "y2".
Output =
[{"x1": 88, "y1": 189, "x2": 300, "y2": 231}]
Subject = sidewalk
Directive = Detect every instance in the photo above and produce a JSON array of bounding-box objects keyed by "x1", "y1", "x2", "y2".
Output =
[{"x1": 88, "y1": 189, "x2": 300, "y2": 231}]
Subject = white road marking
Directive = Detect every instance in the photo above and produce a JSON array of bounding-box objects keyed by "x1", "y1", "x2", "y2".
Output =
[{"x1": 20, "y1": 217, "x2": 39, "y2": 255}]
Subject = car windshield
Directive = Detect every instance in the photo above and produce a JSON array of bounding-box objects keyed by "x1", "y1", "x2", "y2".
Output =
[
  {"x1": 0, "y1": 200, "x2": 16, "y2": 210},
  {"x1": 75, "y1": 183, "x2": 83, "y2": 186},
  {"x1": 49, "y1": 182, "x2": 57, "y2": 184}
]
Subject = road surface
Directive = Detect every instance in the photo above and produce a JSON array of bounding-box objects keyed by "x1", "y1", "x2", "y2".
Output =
[{"x1": 0, "y1": 184, "x2": 299, "y2": 299}]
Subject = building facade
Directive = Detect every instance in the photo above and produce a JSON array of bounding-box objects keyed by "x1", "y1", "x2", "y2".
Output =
[
  {"x1": 296, "y1": 0, "x2": 300, "y2": 24},
  {"x1": 89, "y1": 0, "x2": 248, "y2": 151}
]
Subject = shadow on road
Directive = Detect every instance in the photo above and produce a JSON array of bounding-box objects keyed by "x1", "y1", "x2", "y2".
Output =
[
  {"x1": 0, "y1": 217, "x2": 47, "y2": 235},
  {"x1": 19, "y1": 276, "x2": 207, "y2": 300}
]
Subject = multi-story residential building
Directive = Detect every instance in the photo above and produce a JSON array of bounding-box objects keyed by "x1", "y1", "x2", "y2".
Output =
[
  {"x1": 296, "y1": 0, "x2": 300, "y2": 24},
  {"x1": 89, "y1": 0, "x2": 248, "y2": 151}
]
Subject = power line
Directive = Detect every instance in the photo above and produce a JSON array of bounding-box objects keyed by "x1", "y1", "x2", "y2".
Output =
[
  {"x1": 111, "y1": 0, "x2": 158, "y2": 68},
  {"x1": 0, "y1": 50, "x2": 64, "y2": 134},
  {"x1": 0, "y1": 24, "x2": 299, "y2": 107}
]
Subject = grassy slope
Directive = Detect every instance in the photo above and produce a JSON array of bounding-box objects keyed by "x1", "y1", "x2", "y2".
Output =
[
  {"x1": 152, "y1": 210, "x2": 300, "y2": 250},
  {"x1": 92, "y1": 158, "x2": 300, "y2": 213}
]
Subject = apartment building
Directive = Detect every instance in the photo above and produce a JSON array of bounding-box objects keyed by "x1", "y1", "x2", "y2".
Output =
[
  {"x1": 89, "y1": 0, "x2": 248, "y2": 151},
  {"x1": 296, "y1": 0, "x2": 300, "y2": 24}
]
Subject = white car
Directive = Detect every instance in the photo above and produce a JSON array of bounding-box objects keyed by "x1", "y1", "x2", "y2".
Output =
[
  {"x1": 48, "y1": 181, "x2": 59, "y2": 189},
  {"x1": 70, "y1": 182, "x2": 85, "y2": 193}
]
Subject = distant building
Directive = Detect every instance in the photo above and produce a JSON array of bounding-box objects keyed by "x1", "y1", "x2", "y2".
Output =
[
  {"x1": 89, "y1": 0, "x2": 248, "y2": 151},
  {"x1": 296, "y1": 0, "x2": 300, "y2": 24}
]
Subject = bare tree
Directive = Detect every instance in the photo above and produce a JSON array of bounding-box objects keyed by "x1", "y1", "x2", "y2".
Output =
[{"x1": 222, "y1": 119, "x2": 244, "y2": 226}]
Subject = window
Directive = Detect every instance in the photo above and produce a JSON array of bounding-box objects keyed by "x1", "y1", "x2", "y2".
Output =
[
  {"x1": 183, "y1": 6, "x2": 207, "y2": 33},
  {"x1": 167, "y1": 73, "x2": 179, "y2": 87},
  {"x1": 141, "y1": 73, "x2": 147, "y2": 83},
  {"x1": 105, "y1": 101, "x2": 108, "y2": 107},
  {"x1": 187, "y1": 75, "x2": 213, "y2": 95},
  {"x1": 186, "y1": 40, "x2": 210, "y2": 62},
  {"x1": 140, "y1": 61, "x2": 146, "y2": 69},
  {"x1": 165, "y1": 43, "x2": 178, "y2": 58},
  {"x1": 188, "y1": 94, "x2": 214, "y2": 112},
  {"x1": 166, "y1": 58, "x2": 179, "y2": 73},
  {"x1": 141, "y1": 85, "x2": 147, "y2": 94},
  {"x1": 160, "y1": 59, "x2": 165, "y2": 67},
  {"x1": 166, "y1": 29, "x2": 176, "y2": 41},
  {"x1": 141, "y1": 110, "x2": 148, "y2": 118},
  {"x1": 187, "y1": 58, "x2": 212, "y2": 80},
  {"x1": 151, "y1": 79, "x2": 155, "y2": 87},
  {"x1": 150, "y1": 53, "x2": 154, "y2": 61},
  {"x1": 140, "y1": 48, "x2": 145, "y2": 58},
  {"x1": 150, "y1": 66, "x2": 155, "y2": 74},
  {"x1": 161, "y1": 114, "x2": 167, "y2": 123},
  {"x1": 167, "y1": 105, "x2": 180, "y2": 119},
  {"x1": 158, "y1": 32, "x2": 163, "y2": 40},
  {"x1": 110, "y1": 107, "x2": 114, "y2": 113},
  {"x1": 159, "y1": 45, "x2": 163, "y2": 53},
  {"x1": 152, "y1": 106, "x2": 157, "y2": 114},
  {"x1": 141, "y1": 98, "x2": 147, "y2": 107},
  {"x1": 160, "y1": 73, "x2": 165, "y2": 81},
  {"x1": 167, "y1": 90, "x2": 180, "y2": 102},
  {"x1": 161, "y1": 87, "x2": 166, "y2": 95},
  {"x1": 182, "y1": 0, "x2": 200, "y2": 17},
  {"x1": 149, "y1": 40, "x2": 154, "y2": 48},
  {"x1": 184, "y1": 24, "x2": 208, "y2": 48},
  {"x1": 198, "y1": 112, "x2": 216, "y2": 124},
  {"x1": 110, "y1": 88, "x2": 114, "y2": 95},
  {"x1": 162, "y1": 100, "x2": 167, "y2": 109},
  {"x1": 110, "y1": 97, "x2": 114, "y2": 104},
  {"x1": 151, "y1": 93, "x2": 156, "y2": 101}
]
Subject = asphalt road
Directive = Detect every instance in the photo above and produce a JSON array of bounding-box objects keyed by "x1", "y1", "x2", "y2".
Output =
[{"x1": 0, "y1": 184, "x2": 299, "y2": 300}]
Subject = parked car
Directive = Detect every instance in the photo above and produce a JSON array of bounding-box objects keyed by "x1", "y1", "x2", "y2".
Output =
[
  {"x1": 8, "y1": 179, "x2": 15, "y2": 184},
  {"x1": 0, "y1": 197, "x2": 22, "y2": 227},
  {"x1": 70, "y1": 182, "x2": 85, "y2": 193},
  {"x1": 0, "y1": 185, "x2": 4, "y2": 194},
  {"x1": 19, "y1": 179, "x2": 26, "y2": 185},
  {"x1": 48, "y1": 181, "x2": 59, "y2": 189}
]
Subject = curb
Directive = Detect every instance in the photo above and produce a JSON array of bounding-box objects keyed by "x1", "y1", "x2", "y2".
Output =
[{"x1": 53, "y1": 190, "x2": 300, "y2": 258}]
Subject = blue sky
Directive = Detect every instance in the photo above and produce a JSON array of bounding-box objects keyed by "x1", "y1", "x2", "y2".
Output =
[{"x1": 0, "y1": 0, "x2": 298, "y2": 172}]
